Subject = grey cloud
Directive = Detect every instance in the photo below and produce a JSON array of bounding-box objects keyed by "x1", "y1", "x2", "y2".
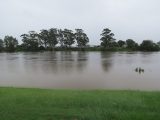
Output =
[{"x1": 0, "y1": 0, "x2": 160, "y2": 45}]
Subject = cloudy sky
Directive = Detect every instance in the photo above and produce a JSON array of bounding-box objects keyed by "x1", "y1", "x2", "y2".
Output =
[{"x1": 0, "y1": 0, "x2": 160, "y2": 45}]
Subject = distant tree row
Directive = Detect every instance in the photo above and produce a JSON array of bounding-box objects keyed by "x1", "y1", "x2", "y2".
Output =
[
  {"x1": 100, "y1": 28, "x2": 160, "y2": 51},
  {"x1": 0, "y1": 28, "x2": 160, "y2": 52},
  {"x1": 20, "y1": 28, "x2": 89, "y2": 51}
]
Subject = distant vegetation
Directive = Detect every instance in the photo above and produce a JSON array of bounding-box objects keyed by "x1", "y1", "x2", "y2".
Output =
[{"x1": 0, "y1": 28, "x2": 160, "y2": 52}]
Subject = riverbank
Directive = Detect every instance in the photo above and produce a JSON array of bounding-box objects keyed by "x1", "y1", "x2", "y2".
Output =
[
  {"x1": 1, "y1": 47, "x2": 160, "y2": 52},
  {"x1": 0, "y1": 88, "x2": 160, "y2": 120},
  {"x1": 17, "y1": 47, "x2": 160, "y2": 52}
]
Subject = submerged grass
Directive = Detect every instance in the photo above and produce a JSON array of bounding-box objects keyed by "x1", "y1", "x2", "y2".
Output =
[{"x1": 0, "y1": 87, "x2": 160, "y2": 120}]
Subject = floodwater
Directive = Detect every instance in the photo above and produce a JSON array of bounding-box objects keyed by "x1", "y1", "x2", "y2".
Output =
[{"x1": 0, "y1": 52, "x2": 160, "y2": 90}]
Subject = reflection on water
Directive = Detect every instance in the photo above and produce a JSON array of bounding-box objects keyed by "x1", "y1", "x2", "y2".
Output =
[
  {"x1": 0, "y1": 52, "x2": 160, "y2": 90},
  {"x1": 101, "y1": 52, "x2": 113, "y2": 72},
  {"x1": 20, "y1": 52, "x2": 88, "y2": 74}
]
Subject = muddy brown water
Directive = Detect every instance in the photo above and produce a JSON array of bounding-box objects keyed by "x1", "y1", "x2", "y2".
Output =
[{"x1": 0, "y1": 51, "x2": 160, "y2": 90}]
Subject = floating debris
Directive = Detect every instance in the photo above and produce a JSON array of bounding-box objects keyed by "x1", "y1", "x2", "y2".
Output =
[{"x1": 135, "y1": 67, "x2": 144, "y2": 74}]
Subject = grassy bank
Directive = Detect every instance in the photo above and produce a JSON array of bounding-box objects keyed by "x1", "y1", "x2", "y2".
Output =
[{"x1": 0, "y1": 88, "x2": 160, "y2": 120}]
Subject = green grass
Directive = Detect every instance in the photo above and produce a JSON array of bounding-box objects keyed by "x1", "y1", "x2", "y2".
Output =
[{"x1": 0, "y1": 88, "x2": 160, "y2": 120}]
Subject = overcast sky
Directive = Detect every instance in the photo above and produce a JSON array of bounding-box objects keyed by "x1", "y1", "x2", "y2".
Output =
[{"x1": 0, "y1": 0, "x2": 160, "y2": 45}]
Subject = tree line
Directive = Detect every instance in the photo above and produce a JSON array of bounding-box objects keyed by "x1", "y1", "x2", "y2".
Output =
[{"x1": 0, "y1": 28, "x2": 160, "y2": 52}]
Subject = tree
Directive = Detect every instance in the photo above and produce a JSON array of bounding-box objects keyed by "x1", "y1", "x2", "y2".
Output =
[
  {"x1": 21, "y1": 31, "x2": 39, "y2": 51},
  {"x1": 140, "y1": 40, "x2": 159, "y2": 51},
  {"x1": 75, "y1": 29, "x2": 89, "y2": 47},
  {"x1": 39, "y1": 29, "x2": 50, "y2": 49},
  {"x1": 39, "y1": 28, "x2": 58, "y2": 50},
  {"x1": 111, "y1": 41, "x2": 119, "y2": 47},
  {"x1": 100, "y1": 28, "x2": 116, "y2": 48},
  {"x1": 4, "y1": 36, "x2": 18, "y2": 52},
  {"x1": 157, "y1": 41, "x2": 160, "y2": 47},
  {"x1": 58, "y1": 29, "x2": 65, "y2": 47},
  {"x1": 62, "y1": 29, "x2": 75, "y2": 47},
  {"x1": 58, "y1": 29, "x2": 75, "y2": 48},
  {"x1": 0, "y1": 39, "x2": 4, "y2": 51},
  {"x1": 126, "y1": 39, "x2": 138, "y2": 49},
  {"x1": 48, "y1": 28, "x2": 58, "y2": 49},
  {"x1": 118, "y1": 40, "x2": 126, "y2": 47}
]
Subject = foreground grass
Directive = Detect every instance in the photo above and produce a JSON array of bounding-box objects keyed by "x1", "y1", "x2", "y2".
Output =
[{"x1": 0, "y1": 88, "x2": 160, "y2": 120}]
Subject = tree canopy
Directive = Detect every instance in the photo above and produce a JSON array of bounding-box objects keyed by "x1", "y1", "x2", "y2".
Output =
[
  {"x1": 75, "y1": 29, "x2": 89, "y2": 47},
  {"x1": 0, "y1": 39, "x2": 4, "y2": 51},
  {"x1": 4, "y1": 36, "x2": 18, "y2": 52},
  {"x1": 118, "y1": 40, "x2": 126, "y2": 47},
  {"x1": 21, "y1": 31, "x2": 39, "y2": 51},
  {"x1": 126, "y1": 39, "x2": 138, "y2": 50},
  {"x1": 100, "y1": 28, "x2": 115, "y2": 48},
  {"x1": 140, "y1": 40, "x2": 159, "y2": 51}
]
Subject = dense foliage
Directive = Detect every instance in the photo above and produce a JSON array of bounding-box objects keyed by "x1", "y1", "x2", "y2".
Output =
[
  {"x1": 100, "y1": 28, "x2": 116, "y2": 48},
  {"x1": 140, "y1": 40, "x2": 160, "y2": 51},
  {"x1": 0, "y1": 28, "x2": 160, "y2": 52},
  {"x1": 3, "y1": 36, "x2": 18, "y2": 52}
]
